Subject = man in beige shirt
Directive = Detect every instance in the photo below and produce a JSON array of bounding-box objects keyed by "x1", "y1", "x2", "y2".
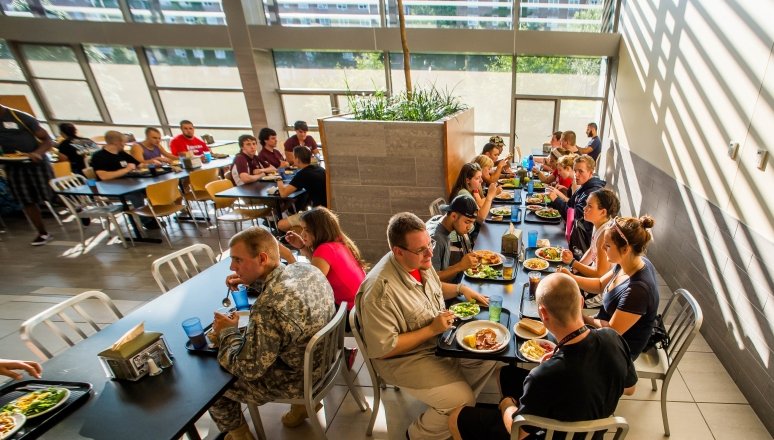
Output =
[{"x1": 356, "y1": 212, "x2": 498, "y2": 440}]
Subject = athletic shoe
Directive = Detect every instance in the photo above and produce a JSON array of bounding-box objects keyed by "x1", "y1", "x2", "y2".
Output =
[{"x1": 30, "y1": 234, "x2": 53, "y2": 246}]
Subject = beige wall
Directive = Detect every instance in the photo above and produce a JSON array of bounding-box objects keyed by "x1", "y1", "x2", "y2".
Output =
[{"x1": 608, "y1": 0, "x2": 774, "y2": 240}]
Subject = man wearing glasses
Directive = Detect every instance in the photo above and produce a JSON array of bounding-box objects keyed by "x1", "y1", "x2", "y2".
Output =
[{"x1": 356, "y1": 212, "x2": 496, "y2": 440}]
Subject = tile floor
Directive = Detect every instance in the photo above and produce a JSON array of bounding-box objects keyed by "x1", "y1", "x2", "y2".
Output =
[{"x1": 0, "y1": 212, "x2": 770, "y2": 440}]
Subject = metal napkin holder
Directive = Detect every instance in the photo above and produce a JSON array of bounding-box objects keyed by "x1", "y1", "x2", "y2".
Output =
[{"x1": 98, "y1": 331, "x2": 173, "y2": 381}]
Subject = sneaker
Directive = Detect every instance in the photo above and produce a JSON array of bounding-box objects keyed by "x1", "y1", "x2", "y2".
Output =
[
  {"x1": 281, "y1": 403, "x2": 322, "y2": 428},
  {"x1": 30, "y1": 234, "x2": 53, "y2": 246},
  {"x1": 345, "y1": 346, "x2": 358, "y2": 370},
  {"x1": 584, "y1": 294, "x2": 603, "y2": 309}
]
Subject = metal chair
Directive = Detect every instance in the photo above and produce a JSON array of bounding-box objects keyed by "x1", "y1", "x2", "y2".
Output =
[
  {"x1": 429, "y1": 197, "x2": 445, "y2": 216},
  {"x1": 247, "y1": 303, "x2": 369, "y2": 440},
  {"x1": 184, "y1": 167, "x2": 220, "y2": 224},
  {"x1": 151, "y1": 243, "x2": 216, "y2": 293},
  {"x1": 20, "y1": 290, "x2": 124, "y2": 360},
  {"x1": 130, "y1": 178, "x2": 192, "y2": 248},
  {"x1": 510, "y1": 414, "x2": 629, "y2": 440},
  {"x1": 205, "y1": 179, "x2": 272, "y2": 252},
  {"x1": 634, "y1": 288, "x2": 703, "y2": 436},
  {"x1": 49, "y1": 174, "x2": 133, "y2": 250}
]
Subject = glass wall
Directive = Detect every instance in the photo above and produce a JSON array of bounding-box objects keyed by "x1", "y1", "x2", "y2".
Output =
[
  {"x1": 515, "y1": 55, "x2": 607, "y2": 97},
  {"x1": 0, "y1": 40, "x2": 46, "y2": 119},
  {"x1": 274, "y1": 50, "x2": 386, "y2": 91},
  {"x1": 267, "y1": 0, "x2": 379, "y2": 27},
  {"x1": 1, "y1": 0, "x2": 123, "y2": 21},
  {"x1": 519, "y1": 0, "x2": 607, "y2": 32},
  {"x1": 129, "y1": 0, "x2": 226, "y2": 25},
  {"x1": 386, "y1": 0, "x2": 512, "y2": 29}
]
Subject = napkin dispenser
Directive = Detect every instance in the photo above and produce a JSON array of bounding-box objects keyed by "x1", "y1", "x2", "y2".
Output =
[
  {"x1": 182, "y1": 156, "x2": 202, "y2": 170},
  {"x1": 501, "y1": 224, "x2": 523, "y2": 257},
  {"x1": 98, "y1": 331, "x2": 173, "y2": 381}
]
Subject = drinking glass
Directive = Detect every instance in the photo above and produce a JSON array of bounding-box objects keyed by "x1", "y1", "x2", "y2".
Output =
[
  {"x1": 502, "y1": 257, "x2": 515, "y2": 280},
  {"x1": 528, "y1": 271, "x2": 542, "y2": 300},
  {"x1": 182, "y1": 317, "x2": 206, "y2": 349},
  {"x1": 528, "y1": 230, "x2": 538, "y2": 248},
  {"x1": 233, "y1": 285, "x2": 250, "y2": 311},
  {"x1": 489, "y1": 295, "x2": 503, "y2": 322}
]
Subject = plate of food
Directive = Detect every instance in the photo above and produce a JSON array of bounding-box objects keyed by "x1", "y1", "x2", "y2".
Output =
[
  {"x1": 525, "y1": 195, "x2": 544, "y2": 205},
  {"x1": 535, "y1": 247, "x2": 562, "y2": 262},
  {"x1": 498, "y1": 178, "x2": 518, "y2": 189},
  {"x1": 514, "y1": 318, "x2": 548, "y2": 339},
  {"x1": 532, "y1": 182, "x2": 545, "y2": 190},
  {"x1": 525, "y1": 204, "x2": 543, "y2": 212},
  {"x1": 494, "y1": 191, "x2": 514, "y2": 201},
  {"x1": 523, "y1": 258, "x2": 549, "y2": 271},
  {"x1": 449, "y1": 300, "x2": 481, "y2": 320},
  {"x1": 489, "y1": 206, "x2": 511, "y2": 217},
  {"x1": 471, "y1": 250, "x2": 504, "y2": 266},
  {"x1": 519, "y1": 338, "x2": 556, "y2": 362},
  {"x1": 457, "y1": 321, "x2": 510, "y2": 353},
  {"x1": 0, "y1": 152, "x2": 31, "y2": 162},
  {"x1": 464, "y1": 264, "x2": 504, "y2": 280},
  {"x1": 0, "y1": 413, "x2": 25, "y2": 439},
  {"x1": 0, "y1": 387, "x2": 70, "y2": 419},
  {"x1": 211, "y1": 152, "x2": 229, "y2": 159},
  {"x1": 535, "y1": 208, "x2": 561, "y2": 219},
  {"x1": 260, "y1": 175, "x2": 283, "y2": 181}
]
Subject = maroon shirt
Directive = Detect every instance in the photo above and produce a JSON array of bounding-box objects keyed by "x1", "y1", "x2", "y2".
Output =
[
  {"x1": 231, "y1": 152, "x2": 263, "y2": 186},
  {"x1": 257, "y1": 147, "x2": 286, "y2": 168},
  {"x1": 284, "y1": 135, "x2": 319, "y2": 153}
]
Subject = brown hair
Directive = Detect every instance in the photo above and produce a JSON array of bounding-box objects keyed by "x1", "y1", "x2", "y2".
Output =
[
  {"x1": 561, "y1": 130, "x2": 576, "y2": 146},
  {"x1": 450, "y1": 163, "x2": 482, "y2": 199},
  {"x1": 537, "y1": 273, "x2": 582, "y2": 326},
  {"x1": 589, "y1": 189, "x2": 620, "y2": 219},
  {"x1": 229, "y1": 226, "x2": 279, "y2": 261},
  {"x1": 387, "y1": 212, "x2": 426, "y2": 250},
  {"x1": 552, "y1": 131, "x2": 563, "y2": 142},
  {"x1": 574, "y1": 154, "x2": 596, "y2": 171},
  {"x1": 300, "y1": 207, "x2": 367, "y2": 270},
  {"x1": 608, "y1": 215, "x2": 655, "y2": 254}
]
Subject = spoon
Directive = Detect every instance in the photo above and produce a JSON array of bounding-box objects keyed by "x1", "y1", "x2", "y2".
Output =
[{"x1": 222, "y1": 288, "x2": 232, "y2": 308}]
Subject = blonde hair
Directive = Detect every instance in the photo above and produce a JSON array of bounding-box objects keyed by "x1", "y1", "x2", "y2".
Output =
[
  {"x1": 558, "y1": 153, "x2": 578, "y2": 169},
  {"x1": 473, "y1": 155, "x2": 494, "y2": 171}
]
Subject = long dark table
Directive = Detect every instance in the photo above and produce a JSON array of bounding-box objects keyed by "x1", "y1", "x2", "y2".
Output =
[{"x1": 37, "y1": 258, "x2": 235, "y2": 439}]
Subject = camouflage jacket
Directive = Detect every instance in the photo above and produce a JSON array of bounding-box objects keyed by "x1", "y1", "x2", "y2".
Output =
[{"x1": 218, "y1": 263, "x2": 335, "y2": 395}]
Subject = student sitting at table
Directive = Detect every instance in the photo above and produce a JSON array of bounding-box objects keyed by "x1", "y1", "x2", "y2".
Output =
[
  {"x1": 449, "y1": 273, "x2": 637, "y2": 440},
  {"x1": 481, "y1": 141, "x2": 511, "y2": 178},
  {"x1": 283, "y1": 120, "x2": 319, "y2": 166},
  {"x1": 276, "y1": 146, "x2": 326, "y2": 232},
  {"x1": 257, "y1": 127, "x2": 289, "y2": 169},
  {"x1": 560, "y1": 215, "x2": 659, "y2": 360},
  {"x1": 425, "y1": 195, "x2": 479, "y2": 283},
  {"x1": 474, "y1": 154, "x2": 506, "y2": 187},
  {"x1": 534, "y1": 151, "x2": 575, "y2": 193},
  {"x1": 169, "y1": 120, "x2": 211, "y2": 156},
  {"x1": 450, "y1": 162, "x2": 498, "y2": 226},
  {"x1": 231, "y1": 134, "x2": 277, "y2": 186},
  {"x1": 131, "y1": 127, "x2": 176, "y2": 165},
  {"x1": 0, "y1": 358, "x2": 42, "y2": 380},
  {"x1": 534, "y1": 132, "x2": 564, "y2": 166},
  {"x1": 559, "y1": 189, "x2": 619, "y2": 308},
  {"x1": 560, "y1": 130, "x2": 579, "y2": 154},
  {"x1": 211, "y1": 227, "x2": 335, "y2": 438},
  {"x1": 56, "y1": 122, "x2": 100, "y2": 176},
  {"x1": 356, "y1": 212, "x2": 495, "y2": 440}
]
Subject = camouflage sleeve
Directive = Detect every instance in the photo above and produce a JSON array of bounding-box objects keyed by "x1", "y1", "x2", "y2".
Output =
[{"x1": 217, "y1": 306, "x2": 291, "y2": 381}]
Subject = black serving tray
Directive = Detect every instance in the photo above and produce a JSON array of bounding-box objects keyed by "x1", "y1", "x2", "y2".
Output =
[
  {"x1": 485, "y1": 208, "x2": 521, "y2": 224},
  {"x1": 436, "y1": 308, "x2": 517, "y2": 363},
  {"x1": 522, "y1": 247, "x2": 565, "y2": 273},
  {"x1": 463, "y1": 264, "x2": 517, "y2": 283},
  {"x1": 126, "y1": 168, "x2": 173, "y2": 178},
  {"x1": 518, "y1": 283, "x2": 540, "y2": 321},
  {"x1": 524, "y1": 210, "x2": 562, "y2": 224},
  {"x1": 491, "y1": 191, "x2": 523, "y2": 205},
  {"x1": 185, "y1": 324, "x2": 218, "y2": 356},
  {"x1": 0, "y1": 380, "x2": 92, "y2": 439}
]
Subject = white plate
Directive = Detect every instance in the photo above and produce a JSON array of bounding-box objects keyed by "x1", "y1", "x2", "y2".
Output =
[
  {"x1": 237, "y1": 310, "x2": 250, "y2": 328},
  {"x1": 489, "y1": 206, "x2": 511, "y2": 216},
  {"x1": 260, "y1": 175, "x2": 282, "y2": 181},
  {"x1": 3, "y1": 388, "x2": 71, "y2": 419},
  {"x1": 456, "y1": 321, "x2": 511, "y2": 353},
  {"x1": 495, "y1": 191, "x2": 514, "y2": 200},
  {"x1": 0, "y1": 413, "x2": 25, "y2": 439},
  {"x1": 471, "y1": 250, "x2": 506, "y2": 266},
  {"x1": 519, "y1": 339, "x2": 556, "y2": 363},
  {"x1": 513, "y1": 322, "x2": 548, "y2": 340},
  {"x1": 449, "y1": 302, "x2": 480, "y2": 320},
  {"x1": 535, "y1": 247, "x2": 562, "y2": 262}
]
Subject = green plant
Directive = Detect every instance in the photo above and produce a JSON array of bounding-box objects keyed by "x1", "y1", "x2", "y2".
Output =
[{"x1": 346, "y1": 85, "x2": 467, "y2": 122}]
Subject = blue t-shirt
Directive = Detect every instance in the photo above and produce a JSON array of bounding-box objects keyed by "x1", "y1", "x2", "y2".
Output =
[
  {"x1": 596, "y1": 257, "x2": 659, "y2": 359},
  {"x1": 587, "y1": 136, "x2": 602, "y2": 161}
]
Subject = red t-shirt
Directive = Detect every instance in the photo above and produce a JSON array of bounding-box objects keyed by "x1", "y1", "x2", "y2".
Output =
[
  {"x1": 313, "y1": 242, "x2": 365, "y2": 310},
  {"x1": 284, "y1": 135, "x2": 319, "y2": 153},
  {"x1": 409, "y1": 269, "x2": 423, "y2": 283},
  {"x1": 169, "y1": 134, "x2": 211, "y2": 156},
  {"x1": 553, "y1": 169, "x2": 573, "y2": 188}
]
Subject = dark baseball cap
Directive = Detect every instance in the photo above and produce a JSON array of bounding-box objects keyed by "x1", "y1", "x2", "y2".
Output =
[
  {"x1": 293, "y1": 120, "x2": 309, "y2": 131},
  {"x1": 441, "y1": 195, "x2": 478, "y2": 219}
]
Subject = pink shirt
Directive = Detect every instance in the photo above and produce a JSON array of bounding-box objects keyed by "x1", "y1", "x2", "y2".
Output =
[{"x1": 313, "y1": 242, "x2": 365, "y2": 310}]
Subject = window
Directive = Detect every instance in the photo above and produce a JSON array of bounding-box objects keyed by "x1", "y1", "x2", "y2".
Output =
[
  {"x1": 266, "y1": 0, "x2": 378, "y2": 27},
  {"x1": 519, "y1": 0, "x2": 608, "y2": 32},
  {"x1": 1, "y1": 0, "x2": 123, "y2": 22},
  {"x1": 515, "y1": 56, "x2": 607, "y2": 97},
  {"x1": 0, "y1": 40, "x2": 46, "y2": 119},
  {"x1": 318, "y1": 4, "x2": 328, "y2": 9},
  {"x1": 337, "y1": 4, "x2": 348, "y2": 10},
  {"x1": 274, "y1": 50, "x2": 386, "y2": 91},
  {"x1": 385, "y1": 0, "x2": 512, "y2": 29},
  {"x1": 85, "y1": 45, "x2": 159, "y2": 125},
  {"x1": 130, "y1": 0, "x2": 226, "y2": 25}
]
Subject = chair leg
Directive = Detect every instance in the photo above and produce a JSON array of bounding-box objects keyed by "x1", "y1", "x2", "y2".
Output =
[
  {"x1": 44, "y1": 201, "x2": 63, "y2": 226},
  {"x1": 660, "y1": 379, "x2": 670, "y2": 436},
  {"x1": 107, "y1": 215, "x2": 128, "y2": 249},
  {"x1": 341, "y1": 364, "x2": 369, "y2": 412},
  {"x1": 155, "y1": 216, "x2": 173, "y2": 248},
  {"x1": 306, "y1": 400, "x2": 327, "y2": 440},
  {"x1": 246, "y1": 403, "x2": 267, "y2": 440},
  {"x1": 367, "y1": 380, "x2": 380, "y2": 436},
  {"x1": 651, "y1": 378, "x2": 658, "y2": 391}
]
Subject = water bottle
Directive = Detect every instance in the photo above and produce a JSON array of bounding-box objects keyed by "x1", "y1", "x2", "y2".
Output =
[
  {"x1": 528, "y1": 155, "x2": 534, "y2": 173},
  {"x1": 521, "y1": 156, "x2": 529, "y2": 169},
  {"x1": 527, "y1": 179, "x2": 534, "y2": 193}
]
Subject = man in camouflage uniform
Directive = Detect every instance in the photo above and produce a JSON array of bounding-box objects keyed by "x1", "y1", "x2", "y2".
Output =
[{"x1": 209, "y1": 226, "x2": 335, "y2": 440}]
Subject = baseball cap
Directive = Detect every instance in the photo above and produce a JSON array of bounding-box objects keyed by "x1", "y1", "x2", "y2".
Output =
[
  {"x1": 440, "y1": 195, "x2": 478, "y2": 219},
  {"x1": 293, "y1": 120, "x2": 309, "y2": 131}
]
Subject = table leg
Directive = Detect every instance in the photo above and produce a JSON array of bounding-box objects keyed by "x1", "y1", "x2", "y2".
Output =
[
  {"x1": 184, "y1": 423, "x2": 202, "y2": 440},
  {"x1": 119, "y1": 195, "x2": 162, "y2": 244}
]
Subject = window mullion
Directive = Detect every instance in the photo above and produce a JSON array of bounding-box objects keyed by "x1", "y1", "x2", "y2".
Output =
[
  {"x1": 75, "y1": 44, "x2": 112, "y2": 124},
  {"x1": 7, "y1": 42, "x2": 54, "y2": 122},
  {"x1": 134, "y1": 46, "x2": 170, "y2": 136}
]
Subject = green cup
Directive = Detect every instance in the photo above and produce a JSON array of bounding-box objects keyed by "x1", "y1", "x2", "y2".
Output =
[{"x1": 513, "y1": 177, "x2": 521, "y2": 187}]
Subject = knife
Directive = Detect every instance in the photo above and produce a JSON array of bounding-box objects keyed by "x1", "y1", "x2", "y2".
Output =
[{"x1": 442, "y1": 325, "x2": 458, "y2": 345}]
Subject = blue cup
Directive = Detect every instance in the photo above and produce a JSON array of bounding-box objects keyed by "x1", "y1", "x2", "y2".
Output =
[
  {"x1": 528, "y1": 230, "x2": 538, "y2": 248},
  {"x1": 204, "y1": 152, "x2": 213, "y2": 162},
  {"x1": 489, "y1": 295, "x2": 503, "y2": 322},
  {"x1": 233, "y1": 285, "x2": 250, "y2": 311},
  {"x1": 182, "y1": 317, "x2": 206, "y2": 349},
  {"x1": 86, "y1": 178, "x2": 97, "y2": 187},
  {"x1": 527, "y1": 180, "x2": 534, "y2": 193}
]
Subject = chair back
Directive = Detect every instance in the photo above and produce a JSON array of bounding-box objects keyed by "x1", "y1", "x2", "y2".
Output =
[
  {"x1": 52, "y1": 161, "x2": 72, "y2": 178},
  {"x1": 206, "y1": 179, "x2": 237, "y2": 210},
  {"x1": 511, "y1": 414, "x2": 629, "y2": 440},
  {"x1": 189, "y1": 168, "x2": 220, "y2": 192},
  {"x1": 82, "y1": 167, "x2": 97, "y2": 180},
  {"x1": 305, "y1": 303, "x2": 348, "y2": 403},
  {"x1": 350, "y1": 307, "x2": 385, "y2": 388},
  {"x1": 429, "y1": 197, "x2": 445, "y2": 216},
  {"x1": 147, "y1": 178, "x2": 182, "y2": 206},
  {"x1": 151, "y1": 244, "x2": 217, "y2": 292},
  {"x1": 20, "y1": 291, "x2": 123, "y2": 360},
  {"x1": 50, "y1": 174, "x2": 95, "y2": 213},
  {"x1": 662, "y1": 288, "x2": 703, "y2": 368}
]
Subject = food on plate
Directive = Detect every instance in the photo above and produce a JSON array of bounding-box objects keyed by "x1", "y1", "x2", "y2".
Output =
[
  {"x1": 489, "y1": 206, "x2": 511, "y2": 216},
  {"x1": 517, "y1": 318, "x2": 546, "y2": 336},
  {"x1": 536, "y1": 239, "x2": 551, "y2": 248},
  {"x1": 0, "y1": 387, "x2": 68, "y2": 418},
  {"x1": 491, "y1": 215, "x2": 503, "y2": 221},
  {"x1": 465, "y1": 328, "x2": 499, "y2": 350},
  {"x1": 523, "y1": 258, "x2": 549, "y2": 271},
  {"x1": 525, "y1": 196, "x2": 543, "y2": 204},
  {"x1": 532, "y1": 182, "x2": 545, "y2": 189},
  {"x1": 471, "y1": 250, "x2": 502, "y2": 265},
  {"x1": 536, "y1": 247, "x2": 562, "y2": 262},
  {"x1": 520, "y1": 339, "x2": 555, "y2": 361},
  {"x1": 525, "y1": 204, "x2": 543, "y2": 212},
  {"x1": 495, "y1": 191, "x2": 514, "y2": 200},
  {"x1": 535, "y1": 208, "x2": 561, "y2": 219},
  {"x1": 449, "y1": 300, "x2": 480, "y2": 319},
  {"x1": 211, "y1": 152, "x2": 229, "y2": 159},
  {"x1": 1, "y1": 152, "x2": 28, "y2": 158},
  {"x1": 465, "y1": 264, "x2": 503, "y2": 279},
  {"x1": 0, "y1": 414, "x2": 18, "y2": 436}
]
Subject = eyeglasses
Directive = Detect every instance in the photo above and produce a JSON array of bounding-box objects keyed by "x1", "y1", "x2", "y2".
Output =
[
  {"x1": 611, "y1": 216, "x2": 629, "y2": 246},
  {"x1": 400, "y1": 239, "x2": 436, "y2": 256}
]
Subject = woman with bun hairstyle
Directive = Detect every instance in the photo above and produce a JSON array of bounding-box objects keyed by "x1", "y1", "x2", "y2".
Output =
[
  {"x1": 559, "y1": 189, "x2": 620, "y2": 308},
  {"x1": 562, "y1": 215, "x2": 659, "y2": 359}
]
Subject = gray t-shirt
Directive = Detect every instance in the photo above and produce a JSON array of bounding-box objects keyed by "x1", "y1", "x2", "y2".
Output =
[
  {"x1": 426, "y1": 215, "x2": 451, "y2": 271},
  {"x1": 0, "y1": 108, "x2": 40, "y2": 153}
]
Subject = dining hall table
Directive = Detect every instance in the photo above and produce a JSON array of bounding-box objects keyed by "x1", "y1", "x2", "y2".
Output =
[
  {"x1": 213, "y1": 177, "x2": 307, "y2": 222},
  {"x1": 33, "y1": 257, "x2": 235, "y2": 440}
]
